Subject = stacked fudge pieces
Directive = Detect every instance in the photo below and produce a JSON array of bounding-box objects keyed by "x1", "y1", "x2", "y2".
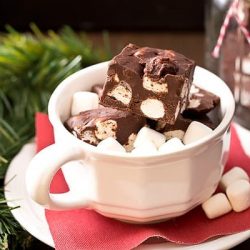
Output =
[
  {"x1": 100, "y1": 44, "x2": 195, "y2": 124},
  {"x1": 65, "y1": 44, "x2": 220, "y2": 154}
]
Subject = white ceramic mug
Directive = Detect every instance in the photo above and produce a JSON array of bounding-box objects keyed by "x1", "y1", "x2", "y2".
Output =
[{"x1": 26, "y1": 62, "x2": 235, "y2": 223}]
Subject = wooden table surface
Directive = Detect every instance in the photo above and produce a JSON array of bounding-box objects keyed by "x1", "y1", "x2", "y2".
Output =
[{"x1": 24, "y1": 31, "x2": 250, "y2": 249}]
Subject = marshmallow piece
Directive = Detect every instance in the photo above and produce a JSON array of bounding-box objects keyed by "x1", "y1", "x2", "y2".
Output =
[
  {"x1": 220, "y1": 167, "x2": 249, "y2": 191},
  {"x1": 134, "y1": 127, "x2": 166, "y2": 149},
  {"x1": 97, "y1": 137, "x2": 126, "y2": 153},
  {"x1": 107, "y1": 82, "x2": 132, "y2": 105},
  {"x1": 201, "y1": 193, "x2": 232, "y2": 219},
  {"x1": 143, "y1": 76, "x2": 168, "y2": 93},
  {"x1": 131, "y1": 140, "x2": 158, "y2": 156},
  {"x1": 140, "y1": 99, "x2": 165, "y2": 119},
  {"x1": 183, "y1": 121, "x2": 212, "y2": 145},
  {"x1": 226, "y1": 179, "x2": 250, "y2": 212},
  {"x1": 71, "y1": 91, "x2": 99, "y2": 116},
  {"x1": 159, "y1": 138, "x2": 184, "y2": 153}
]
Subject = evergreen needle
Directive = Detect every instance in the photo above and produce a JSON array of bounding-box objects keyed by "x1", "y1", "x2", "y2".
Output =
[{"x1": 0, "y1": 24, "x2": 109, "y2": 249}]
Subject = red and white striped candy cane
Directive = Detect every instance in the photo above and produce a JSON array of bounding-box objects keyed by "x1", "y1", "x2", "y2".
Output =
[
  {"x1": 235, "y1": 15, "x2": 250, "y2": 44},
  {"x1": 212, "y1": 0, "x2": 250, "y2": 58}
]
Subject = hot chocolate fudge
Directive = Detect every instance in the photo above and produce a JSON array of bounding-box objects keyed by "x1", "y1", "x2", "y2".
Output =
[
  {"x1": 100, "y1": 44, "x2": 195, "y2": 124},
  {"x1": 65, "y1": 107, "x2": 146, "y2": 147},
  {"x1": 184, "y1": 85, "x2": 220, "y2": 116},
  {"x1": 65, "y1": 44, "x2": 220, "y2": 154}
]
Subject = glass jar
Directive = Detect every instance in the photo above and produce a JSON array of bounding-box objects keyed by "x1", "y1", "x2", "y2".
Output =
[{"x1": 206, "y1": 0, "x2": 250, "y2": 129}]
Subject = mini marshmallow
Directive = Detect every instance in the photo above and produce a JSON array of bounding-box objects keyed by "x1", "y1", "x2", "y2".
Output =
[
  {"x1": 131, "y1": 140, "x2": 158, "y2": 156},
  {"x1": 134, "y1": 127, "x2": 166, "y2": 149},
  {"x1": 226, "y1": 179, "x2": 250, "y2": 212},
  {"x1": 183, "y1": 121, "x2": 212, "y2": 145},
  {"x1": 220, "y1": 167, "x2": 249, "y2": 191},
  {"x1": 97, "y1": 137, "x2": 126, "y2": 153},
  {"x1": 140, "y1": 99, "x2": 165, "y2": 119},
  {"x1": 158, "y1": 138, "x2": 184, "y2": 153},
  {"x1": 71, "y1": 91, "x2": 99, "y2": 116},
  {"x1": 201, "y1": 193, "x2": 232, "y2": 219}
]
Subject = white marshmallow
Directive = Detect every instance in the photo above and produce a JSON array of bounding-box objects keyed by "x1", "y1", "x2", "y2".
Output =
[
  {"x1": 159, "y1": 138, "x2": 184, "y2": 153},
  {"x1": 226, "y1": 179, "x2": 250, "y2": 212},
  {"x1": 220, "y1": 167, "x2": 249, "y2": 191},
  {"x1": 190, "y1": 85, "x2": 200, "y2": 95},
  {"x1": 142, "y1": 76, "x2": 168, "y2": 93},
  {"x1": 188, "y1": 99, "x2": 201, "y2": 109},
  {"x1": 183, "y1": 121, "x2": 212, "y2": 145},
  {"x1": 201, "y1": 193, "x2": 232, "y2": 219},
  {"x1": 81, "y1": 130, "x2": 99, "y2": 145},
  {"x1": 107, "y1": 82, "x2": 132, "y2": 105},
  {"x1": 71, "y1": 91, "x2": 99, "y2": 116},
  {"x1": 97, "y1": 137, "x2": 126, "y2": 153},
  {"x1": 140, "y1": 99, "x2": 165, "y2": 119},
  {"x1": 95, "y1": 120, "x2": 117, "y2": 140},
  {"x1": 131, "y1": 140, "x2": 158, "y2": 156},
  {"x1": 134, "y1": 127, "x2": 166, "y2": 149}
]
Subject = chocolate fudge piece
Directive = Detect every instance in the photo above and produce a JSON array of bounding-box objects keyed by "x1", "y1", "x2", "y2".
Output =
[
  {"x1": 159, "y1": 115, "x2": 192, "y2": 140},
  {"x1": 100, "y1": 44, "x2": 195, "y2": 124},
  {"x1": 91, "y1": 84, "x2": 104, "y2": 98},
  {"x1": 65, "y1": 107, "x2": 146, "y2": 147},
  {"x1": 184, "y1": 85, "x2": 220, "y2": 116},
  {"x1": 158, "y1": 114, "x2": 217, "y2": 140}
]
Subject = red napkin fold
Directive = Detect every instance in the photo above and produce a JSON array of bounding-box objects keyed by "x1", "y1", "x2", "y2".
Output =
[{"x1": 36, "y1": 113, "x2": 250, "y2": 250}]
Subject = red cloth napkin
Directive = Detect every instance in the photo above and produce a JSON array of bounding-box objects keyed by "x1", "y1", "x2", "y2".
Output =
[{"x1": 36, "y1": 113, "x2": 250, "y2": 250}]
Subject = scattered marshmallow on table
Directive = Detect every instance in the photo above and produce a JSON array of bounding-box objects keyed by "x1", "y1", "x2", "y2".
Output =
[
  {"x1": 97, "y1": 137, "x2": 126, "y2": 153},
  {"x1": 133, "y1": 127, "x2": 166, "y2": 149},
  {"x1": 71, "y1": 91, "x2": 99, "y2": 116},
  {"x1": 226, "y1": 179, "x2": 250, "y2": 212},
  {"x1": 131, "y1": 140, "x2": 158, "y2": 156},
  {"x1": 201, "y1": 193, "x2": 232, "y2": 219},
  {"x1": 183, "y1": 121, "x2": 212, "y2": 145},
  {"x1": 220, "y1": 167, "x2": 249, "y2": 191},
  {"x1": 158, "y1": 138, "x2": 184, "y2": 153}
]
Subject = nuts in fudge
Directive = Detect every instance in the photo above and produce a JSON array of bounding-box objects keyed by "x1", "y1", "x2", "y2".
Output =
[
  {"x1": 65, "y1": 107, "x2": 146, "y2": 147},
  {"x1": 100, "y1": 43, "x2": 195, "y2": 124},
  {"x1": 184, "y1": 85, "x2": 220, "y2": 116}
]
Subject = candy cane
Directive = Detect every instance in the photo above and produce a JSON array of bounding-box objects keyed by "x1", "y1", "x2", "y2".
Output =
[
  {"x1": 235, "y1": 15, "x2": 250, "y2": 44},
  {"x1": 212, "y1": 0, "x2": 250, "y2": 57}
]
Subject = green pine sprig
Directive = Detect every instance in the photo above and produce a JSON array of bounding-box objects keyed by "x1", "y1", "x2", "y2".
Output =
[{"x1": 0, "y1": 24, "x2": 110, "y2": 249}]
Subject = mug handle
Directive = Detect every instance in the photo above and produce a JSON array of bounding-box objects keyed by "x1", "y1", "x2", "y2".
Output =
[{"x1": 26, "y1": 143, "x2": 89, "y2": 210}]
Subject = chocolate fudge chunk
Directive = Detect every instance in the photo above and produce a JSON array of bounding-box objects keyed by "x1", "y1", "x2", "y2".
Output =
[
  {"x1": 100, "y1": 44, "x2": 195, "y2": 124},
  {"x1": 65, "y1": 107, "x2": 146, "y2": 147},
  {"x1": 158, "y1": 114, "x2": 216, "y2": 140},
  {"x1": 91, "y1": 84, "x2": 104, "y2": 98},
  {"x1": 184, "y1": 85, "x2": 220, "y2": 116},
  {"x1": 158, "y1": 115, "x2": 192, "y2": 140}
]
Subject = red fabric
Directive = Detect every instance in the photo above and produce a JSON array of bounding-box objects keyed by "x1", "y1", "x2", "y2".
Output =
[
  {"x1": 36, "y1": 113, "x2": 250, "y2": 250},
  {"x1": 35, "y1": 113, "x2": 68, "y2": 193}
]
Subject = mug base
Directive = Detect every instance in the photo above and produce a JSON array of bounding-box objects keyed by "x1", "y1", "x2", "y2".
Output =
[{"x1": 115, "y1": 217, "x2": 170, "y2": 224}]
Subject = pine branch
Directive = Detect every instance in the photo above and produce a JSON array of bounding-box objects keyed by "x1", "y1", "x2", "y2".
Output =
[{"x1": 0, "y1": 24, "x2": 110, "y2": 248}]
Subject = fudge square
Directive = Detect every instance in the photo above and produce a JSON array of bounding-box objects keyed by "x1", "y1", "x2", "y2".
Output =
[
  {"x1": 100, "y1": 44, "x2": 195, "y2": 124},
  {"x1": 65, "y1": 107, "x2": 146, "y2": 147}
]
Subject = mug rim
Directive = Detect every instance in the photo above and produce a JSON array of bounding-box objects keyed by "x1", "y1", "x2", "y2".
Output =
[{"x1": 48, "y1": 61, "x2": 235, "y2": 159}]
